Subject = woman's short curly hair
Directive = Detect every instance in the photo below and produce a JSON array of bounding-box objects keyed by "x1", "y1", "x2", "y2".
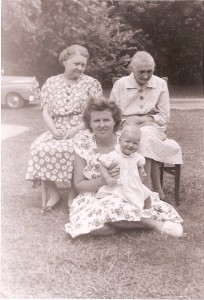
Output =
[
  {"x1": 83, "y1": 96, "x2": 122, "y2": 132},
  {"x1": 59, "y1": 45, "x2": 89, "y2": 65}
]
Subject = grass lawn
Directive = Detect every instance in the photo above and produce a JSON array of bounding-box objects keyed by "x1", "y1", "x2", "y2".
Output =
[{"x1": 1, "y1": 105, "x2": 204, "y2": 299}]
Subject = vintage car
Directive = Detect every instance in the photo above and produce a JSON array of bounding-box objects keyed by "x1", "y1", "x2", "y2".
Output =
[{"x1": 1, "y1": 75, "x2": 40, "y2": 109}]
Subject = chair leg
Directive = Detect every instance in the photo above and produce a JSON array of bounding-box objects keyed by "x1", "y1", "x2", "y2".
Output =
[
  {"x1": 175, "y1": 164, "x2": 181, "y2": 206},
  {"x1": 160, "y1": 163, "x2": 164, "y2": 187}
]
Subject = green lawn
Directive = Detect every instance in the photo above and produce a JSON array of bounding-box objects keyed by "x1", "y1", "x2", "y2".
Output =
[{"x1": 1, "y1": 105, "x2": 204, "y2": 299}]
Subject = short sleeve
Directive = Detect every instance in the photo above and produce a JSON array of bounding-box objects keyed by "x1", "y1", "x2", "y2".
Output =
[
  {"x1": 74, "y1": 130, "x2": 94, "y2": 160},
  {"x1": 137, "y1": 153, "x2": 146, "y2": 167},
  {"x1": 40, "y1": 77, "x2": 53, "y2": 109},
  {"x1": 88, "y1": 78, "x2": 103, "y2": 97}
]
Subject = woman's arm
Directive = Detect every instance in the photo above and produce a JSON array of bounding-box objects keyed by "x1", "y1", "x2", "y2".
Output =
[
  {"x1": 64, "y1": 122, "x2": 86, "y2": 139},
  {"x1": 74, "y1": 153, "x2": 106, "y2": 194},
  {"x1": 99, "y1": 163, "x2": 117, "y2": 187},
  {"x1": 151, "y1": 80, "x2": 170, "y2": 126},
  {"x1": 42, "y1": 104, "x2": 64, "y2": 139},
  {"x1": 124, "y1": 115, "x2": 154, "y2": 128}
]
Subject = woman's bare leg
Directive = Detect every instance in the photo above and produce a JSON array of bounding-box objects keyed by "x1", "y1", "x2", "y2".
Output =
[
  {"x1": 91, "y1": 220, "x2": 183, "y2": 237},
  {"x1": 111, "y1": 221, "x2": 145, "y2": 229},
  {"x1": 89, "y1": 224, "x2": 119, "y2": 236},
  {"x1": 45, "y1": 181, "x2": 61, "y2": 207},
  {"x1": 151, "y1": 160, "x2": 165, "y2": 199},
  {"x1": 144, "y1": 158, "x2": 152, "y2": 189},
  {"x1": 68, "y1": 186, "x2": 78, "y2": 208},
  {"x1": 111, "y1": 219, "x2": 164, "y2": 232},
  {"x1": 41, "y1": 180, "x2": 48, "y2": 210},
  {"x1": 139, "y1": 218, "x2": 164, "y2": 232},
  {"x1": 68, "y1": 177, "x2": 78, "y2": 208},
  {"x1": 139, "y1": 218, "x2": 183, "y2": 237}
]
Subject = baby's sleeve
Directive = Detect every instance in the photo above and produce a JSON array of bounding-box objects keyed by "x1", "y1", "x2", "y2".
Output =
[{"x1": 137, "y1": 153, "x2": 146, "y2": 167}]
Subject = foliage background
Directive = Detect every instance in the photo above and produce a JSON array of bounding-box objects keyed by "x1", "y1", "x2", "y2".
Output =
[{"x1": 1, "y1": 0, "x2": 204, "y2": 88}]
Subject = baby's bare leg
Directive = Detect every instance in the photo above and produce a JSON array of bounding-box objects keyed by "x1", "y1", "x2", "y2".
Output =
[
  {"x1": 144, "y1": 196, "x2": 152, "y2": 209},
  {"x1": 151, "y1": 160, "x2": 165, "y2": 199},
  {"x1": 143, "y1": 158, "x2": 152, "y2": 189}
]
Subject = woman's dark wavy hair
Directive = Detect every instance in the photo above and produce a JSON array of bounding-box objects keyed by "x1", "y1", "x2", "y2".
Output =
[{"x1": 83, "y1": 96, "x2": 122, "y2": 132}]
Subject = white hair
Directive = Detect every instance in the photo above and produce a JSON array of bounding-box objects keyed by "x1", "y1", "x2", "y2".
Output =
[{"x1": 130, "y1": 51, "x2": 155, "y2": 68}]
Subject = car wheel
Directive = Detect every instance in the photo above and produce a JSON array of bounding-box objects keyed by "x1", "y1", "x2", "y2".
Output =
[{"x1": 5, "y1": 93, "x2": 25, "y2": 109}]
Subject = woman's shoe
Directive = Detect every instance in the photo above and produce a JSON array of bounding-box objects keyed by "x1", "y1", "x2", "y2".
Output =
[
  {"x1": 45, "y1": 196, "x2": 62, "y2": 211},
  {"x1": 159, "y1": 194, "x2": 166, "y2": 201},
  {"x1": 162, "y1": 221, "x2": 183, "y2": 237}
]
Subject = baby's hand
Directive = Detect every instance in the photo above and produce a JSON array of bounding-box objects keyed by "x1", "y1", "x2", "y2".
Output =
[
  {"x1": 140, "y1": 170, "x2": 147, "y2": 183},
  {"x1": 107, "y1": 178, "x2": 117, "y2": 187}
]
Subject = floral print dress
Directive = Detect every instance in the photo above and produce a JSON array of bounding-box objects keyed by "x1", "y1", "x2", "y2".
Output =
[
  {"x1": 65, "y1": 130, "x2": 183, "y2": 238},
  {"x1": 26, "y1": 74, "x2": 102, "y2": 185}
]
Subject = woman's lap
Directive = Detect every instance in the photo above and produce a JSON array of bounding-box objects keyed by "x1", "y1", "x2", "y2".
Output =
[
  {"x1": 65, "y1": 192, "x2": 183, "y2": 238},
  {"x1": 138, "y1": 125, "x2": 183, "y2": 164},
  {"x1": 26, "y1": 131, "x2": 75, "y2": 183}
]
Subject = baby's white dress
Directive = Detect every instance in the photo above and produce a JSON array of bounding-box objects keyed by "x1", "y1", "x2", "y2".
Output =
[{"x1": 96, "y1": 145, "x2": 151, "y2": 209}]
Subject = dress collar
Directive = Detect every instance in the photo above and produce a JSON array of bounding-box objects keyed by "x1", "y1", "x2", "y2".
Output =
[
  {"x1": 115, "y1": 144, "x2": 135, "y2": 158},
  {"x1": 126, "y1": 73, "x2": 156, "y2": 89}
]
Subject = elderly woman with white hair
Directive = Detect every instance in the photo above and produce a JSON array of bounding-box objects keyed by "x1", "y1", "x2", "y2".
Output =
[
  {"x1": 110, "y1": 51, "x2": 183, "y2": 200},
  {"x1": 26, "y1": 45, "x2": 103, "y2": 211}
]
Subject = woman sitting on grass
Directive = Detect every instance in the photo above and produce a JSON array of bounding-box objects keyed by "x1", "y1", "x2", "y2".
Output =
[{"x1": 65, "y1": 96, "x2": 183, "y2": 238}]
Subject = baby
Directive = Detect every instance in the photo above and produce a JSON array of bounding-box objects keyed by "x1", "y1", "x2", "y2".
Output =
[{"x1": 97, "y1": 124, "x2": 152, "y2": 210}]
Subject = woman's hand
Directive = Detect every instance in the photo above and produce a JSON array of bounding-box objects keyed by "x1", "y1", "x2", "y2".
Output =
[
  {"x1": 51, "y1": 129, "x2": 65, "y2": 140},
  {"x1": 107, "y1": 163, "x2": 120, "y2": 179},
  {"x1": 64, "y1": 127, "x2": 78, "y2": 139},
  {"x1": 125, "y1": 115, "x2": 154, "y2": 127},
  {"x1": 138, "y1": 116, "x2": 154, "y2": 127}
]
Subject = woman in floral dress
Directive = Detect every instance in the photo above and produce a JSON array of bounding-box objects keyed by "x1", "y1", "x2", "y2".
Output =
[
  {"x1": 26, "y1": 45, "x2": 103, "y2": 210},
  {"x1": 65, "y1": 96, "x2": 183, "y2": 238}
]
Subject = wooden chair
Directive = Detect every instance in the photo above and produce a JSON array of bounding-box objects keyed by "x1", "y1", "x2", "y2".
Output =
[
  {"x1": 160, "y1": 77, "x2": 181, "y2": 206},
  {"x1": 160, "y1": 163, "x2": 181, "y2": 206}
]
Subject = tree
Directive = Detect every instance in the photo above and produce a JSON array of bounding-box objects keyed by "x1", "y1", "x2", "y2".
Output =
[
  {"x1": 2, "y1": 0, "x2": 203, "y2": 86},
  {"x1": 1, "y1": 0, "x2": 41, "y2": 74},
  {"x1": 1, "y1": 0, "x2": 148, "y2": 87},
  {"x1": 107, "y1": 0, "x2": 204, "y2": 84}
]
